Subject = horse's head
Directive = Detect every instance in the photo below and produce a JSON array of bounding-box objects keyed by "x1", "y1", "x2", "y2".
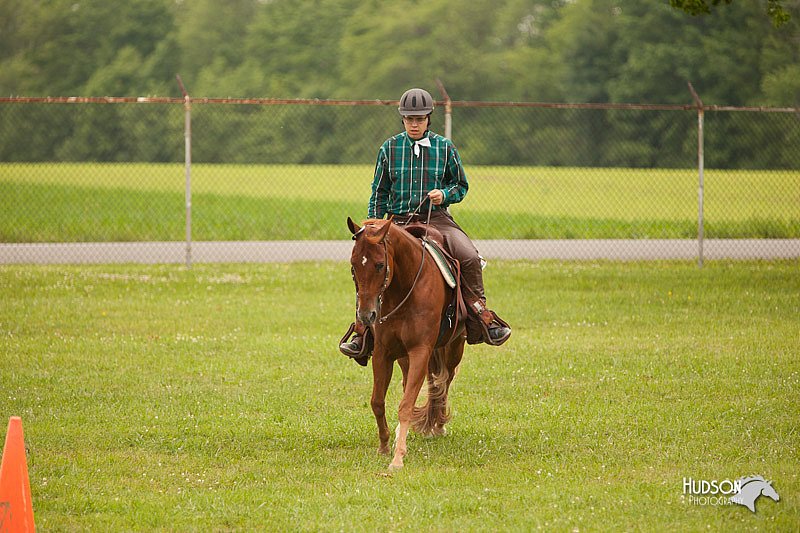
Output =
[
  {"x1": 762, "y1": 481, "x2": 780, "y2": 502},
  {"x1": 348, "y1": 217, "x2": 394, "y2": 327},
  {"x1": 731, "y1": 476, "x2": 781, "y2": 512}
]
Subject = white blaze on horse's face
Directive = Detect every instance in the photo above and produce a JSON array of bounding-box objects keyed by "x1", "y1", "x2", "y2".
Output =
[{"x1": 362, "y1": 256, "x2": 367, "y2": 266}]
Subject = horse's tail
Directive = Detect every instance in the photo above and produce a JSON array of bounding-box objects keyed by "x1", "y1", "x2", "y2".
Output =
[{"x1": 412, "y1": 348, "x2": 452, "y2": 436}]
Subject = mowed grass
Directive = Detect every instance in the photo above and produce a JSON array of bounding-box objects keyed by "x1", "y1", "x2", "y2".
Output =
[
  {"x1": 2, "y1": 163, "x2": 798, "y2": 242},
  {"x1": 1, "y1": 260, "x2": 798, "y2": 531}
]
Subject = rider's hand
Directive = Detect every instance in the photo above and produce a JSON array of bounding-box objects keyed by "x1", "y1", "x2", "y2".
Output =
[{"x1": 428, "y1": 189, "x2": 445, "y2": 206}]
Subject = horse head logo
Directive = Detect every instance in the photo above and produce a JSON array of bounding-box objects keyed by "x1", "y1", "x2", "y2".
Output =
[{"x1": 729, "y1": 476, "x2": 780, "y2": 513}]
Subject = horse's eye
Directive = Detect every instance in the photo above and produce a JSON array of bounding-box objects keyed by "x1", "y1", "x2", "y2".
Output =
[{"x1": 375, "y1": 262, "x2": 385, "y2": 272}]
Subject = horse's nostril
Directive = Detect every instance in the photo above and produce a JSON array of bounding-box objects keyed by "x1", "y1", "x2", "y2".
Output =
[{"x1": 358, "y1": 308, "x2": 377, "y2": 325}]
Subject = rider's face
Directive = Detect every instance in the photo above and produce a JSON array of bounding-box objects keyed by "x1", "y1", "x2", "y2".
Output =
[{"x1": 402, "y1": 115, "x2": 428, "y2": 140}]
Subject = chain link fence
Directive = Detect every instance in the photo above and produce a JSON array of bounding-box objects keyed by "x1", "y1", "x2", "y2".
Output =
[{"x1": 1, "y1": 97, "x2": 798, "y2": 264}]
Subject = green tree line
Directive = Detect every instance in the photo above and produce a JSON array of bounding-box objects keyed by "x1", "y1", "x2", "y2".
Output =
[{"x1": 1, "y1": 0, "x2": 798, "y2": 167}]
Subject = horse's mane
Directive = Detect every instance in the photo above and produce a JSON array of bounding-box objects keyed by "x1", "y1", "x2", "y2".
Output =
[{"x1": 739, "y1": 476, "x2": 767, "y2": 486}]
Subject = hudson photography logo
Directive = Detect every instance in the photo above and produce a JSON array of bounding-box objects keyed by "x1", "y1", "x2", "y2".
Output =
[{"x1": 682, "y1": 475, "x2": 780, "y2": 513}]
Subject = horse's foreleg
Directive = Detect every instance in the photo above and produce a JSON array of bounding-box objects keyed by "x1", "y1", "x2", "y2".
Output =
[
  {"x1": 371, "y1": 353, "x2": 393, "y2": 455},
  {"x1": 389, "y1": 349, "x2": 429, "y2": 470}
]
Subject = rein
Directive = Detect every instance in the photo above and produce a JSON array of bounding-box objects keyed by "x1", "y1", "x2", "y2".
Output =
[{"x1": 376, "y1": 198, "x2": 433, "y2": 324}]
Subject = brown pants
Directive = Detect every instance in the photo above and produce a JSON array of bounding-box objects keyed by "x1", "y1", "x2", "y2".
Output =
[{"x1": 392, "y1": 209, "x2": 485, "y2": 303}]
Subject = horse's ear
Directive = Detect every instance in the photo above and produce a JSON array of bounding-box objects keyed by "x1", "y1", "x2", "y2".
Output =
[{"x1": 347, "y1": 217, "x2": 361, "y2": 235}]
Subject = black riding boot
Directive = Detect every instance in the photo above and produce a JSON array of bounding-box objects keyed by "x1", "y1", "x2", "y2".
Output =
[
  {"x1": 339, "y1": 322, "x2": 372, "y2": 366},
  {"x1": 340, "y1": 334, "x2": 364, "y2": 357},
  {"x1": 466, "y1": 298, "x2": 512, "y2": 346}
]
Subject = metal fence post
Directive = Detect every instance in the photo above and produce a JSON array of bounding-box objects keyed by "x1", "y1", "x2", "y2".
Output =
[
  {"x1": 177, "y1": 75, "x2": 192, "y2": 269},
  {"x1": 688, "y1": 82, "x2": 704, "y2": 268},
  {"x1": 435, "y1": 79, "x2": 453, "y2": 140}
]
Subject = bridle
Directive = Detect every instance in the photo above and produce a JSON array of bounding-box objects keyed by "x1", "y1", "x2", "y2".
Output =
[{"x1": 353, "y1": 198, "x2": 433, "y2": 325}]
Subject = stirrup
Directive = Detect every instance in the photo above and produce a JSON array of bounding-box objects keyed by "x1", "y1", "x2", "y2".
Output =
[
  {"x1": 487, "y1": 323, "x2": 512, "y2": 345},
  {"x1": 338, "y1": 323, "x2": 372, "y2": 366},
  {"x1": 482, "y1": 312, "x2": 511, "y2": 346},
  {"x1": 466, "y1": 309, "x2": 511, "y2": 346}
]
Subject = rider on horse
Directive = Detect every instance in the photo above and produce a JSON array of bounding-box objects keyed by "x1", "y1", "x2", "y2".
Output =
[{"x1": 340, "y1": 87, "x2": 511, "y2": 360}]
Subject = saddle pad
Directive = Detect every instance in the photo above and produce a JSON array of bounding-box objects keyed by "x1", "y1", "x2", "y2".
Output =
[{"x1": 422, "y1": 238, "x2": 457, "y2": 289}]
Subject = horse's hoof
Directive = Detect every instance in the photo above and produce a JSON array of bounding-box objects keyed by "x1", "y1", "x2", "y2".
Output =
[
  {"x1": 433, "y1": 425, "x2": 447, "y2": 437},
  {"x1": 388, "y1": 461, "x2": 404, "y2": 471},
  {"x1": 377, "y1": 445, "x2": 391, "y2": 456}
]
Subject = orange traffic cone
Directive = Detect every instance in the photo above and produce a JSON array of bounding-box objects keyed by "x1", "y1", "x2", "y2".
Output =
[{"x1": 0, "y1": 417, "x2": 35, "y2": 532}]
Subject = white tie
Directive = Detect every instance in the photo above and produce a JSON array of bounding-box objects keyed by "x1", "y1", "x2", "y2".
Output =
[{"x1": 413, "y1": 137, "x2": 431, "y2": 157}]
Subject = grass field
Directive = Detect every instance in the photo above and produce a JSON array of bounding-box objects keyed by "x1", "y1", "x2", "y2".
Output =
[
  {"x1": 1, "y1": 260, "x2": 798, "y2": 530},
  {"x1": 2, "y1": 163, "x2": 798, "y2": 242}
]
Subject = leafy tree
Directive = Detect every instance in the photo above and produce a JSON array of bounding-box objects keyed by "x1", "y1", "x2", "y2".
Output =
[
  {"x1": 546, "y1": 0, "x2": 627, "y2": 103},
  {"x1": 670, "y1": 0, "x2": 791, "y2": 27},
  {"x1": 0, "y1": 0, "x2": 175, "y2": 95},
  {"x1": 243, "y1": 0, "x2": 362, "y2": 98},
  {"x1": 762, "y1": 64, "x2": 800, "y2": 106},
  {"x1": 482, "y1": 0, "x2": 568, "y2": 102},
  {"x1": 1, "y1": 0, "x2": 798, "y2": 167},
  {"x1": 338, "y1": 0, "x2": 512, "y2": 100},
  {"x1": 175, "y1": 0, "x2": 258, "y2": 90}
]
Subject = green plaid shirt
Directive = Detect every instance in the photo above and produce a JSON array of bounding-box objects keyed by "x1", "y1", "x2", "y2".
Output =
[{"x1": 368, "y1": 131, "x2": 469, "y2": 218}]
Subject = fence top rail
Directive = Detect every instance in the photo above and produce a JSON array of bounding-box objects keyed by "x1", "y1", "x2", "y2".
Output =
[
  {"x1": 0, "y1": 96, "x2": 183, "y2": 104},
  {"x1": 0, "y1": 96, "x2": 398, "y2": 106},
  {"x1": 0, "y1": 96, "x2": 797, "y2": 113}
]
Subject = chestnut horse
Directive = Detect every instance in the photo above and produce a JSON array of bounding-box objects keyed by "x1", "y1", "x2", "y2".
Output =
[{"x1": 347, "y1": 217, "x2": 466, "y2": 470}]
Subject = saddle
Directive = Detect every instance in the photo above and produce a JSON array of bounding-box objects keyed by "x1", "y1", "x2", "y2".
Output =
[
  {"x1": 401, "y1": 223, "x2": 467, "y2": 347},
  {"x1": 402, "y1": 222, "x2": 510, "y2": 346}
]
